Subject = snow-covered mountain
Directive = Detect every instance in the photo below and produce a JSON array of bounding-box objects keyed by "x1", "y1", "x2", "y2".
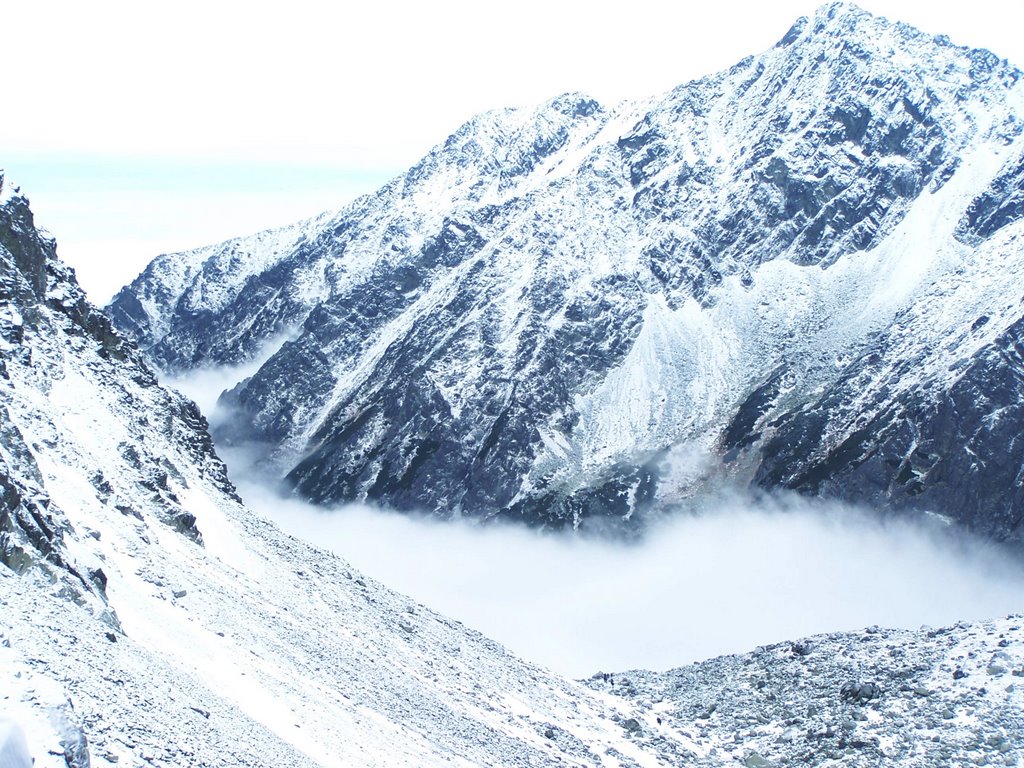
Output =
[
  {"x1": 4, "y1": 172, "x2": 1024, "y2": 763},
  {"x1": 0, "y1": 173, "x2": 698, "y2": 766},
  {"x1": 106, "y1": 2, "x2": 1024, "y2": 543}
]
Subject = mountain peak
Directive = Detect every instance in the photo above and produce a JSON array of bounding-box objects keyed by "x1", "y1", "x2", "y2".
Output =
[
  {"x1": 782, "y1": 0, "x2": 1019, "y2": 74},
  {"x1": 775, "y1": 2, "x2": 884, "y2": 46},
  {"x1": 0, "y1": 170, "x2": 22, "y2": 206},
  {"x1": 109, "y1": 5, "x2": 1024, "y2": 541}
]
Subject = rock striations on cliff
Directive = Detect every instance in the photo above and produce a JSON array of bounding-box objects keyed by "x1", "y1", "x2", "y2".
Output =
[{"x1": 107, "y1": 3, "x2": 1024, "y2": 543}]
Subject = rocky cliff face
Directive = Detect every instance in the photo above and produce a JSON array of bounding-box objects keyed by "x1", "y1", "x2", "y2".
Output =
[
  {"x1": 0, "y1": 172, "x2": 214, "y2": 595},
  {"x1": 108, "y1": 3, "x2": 1024, "y2": 542}
]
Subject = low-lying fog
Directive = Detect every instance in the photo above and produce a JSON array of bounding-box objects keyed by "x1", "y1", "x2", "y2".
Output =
[
  {"x1": 237, "y1": 480, "x2": 1024, "y2": 678},
  {"x1": 169, "y1": 372, "x2": 1024, "y2": 679}
]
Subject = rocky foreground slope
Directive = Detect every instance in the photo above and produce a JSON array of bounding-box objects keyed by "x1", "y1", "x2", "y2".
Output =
[
  {"x1": 108, "y1": 2, "x2": 1024, "y2": 544},
  {"x1": 587, "y1": 617, "x2": 1024, "y2": 767}
]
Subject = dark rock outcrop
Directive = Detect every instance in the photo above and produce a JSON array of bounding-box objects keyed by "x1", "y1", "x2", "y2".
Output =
[
  {"x1": 107, "y1": 4, "x2": 1024, "y2": 540},
  {"x1": 0, "y1": 174, "x2": 241, "y2": 591}
]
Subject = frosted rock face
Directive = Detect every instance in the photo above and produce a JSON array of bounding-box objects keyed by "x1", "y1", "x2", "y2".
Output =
[
  {"x1": 586, "y1": 617, "x2": 1024, "y2": 767},
  {"x1": 109, "y1": 3, "x2": 1024, "y2": 539},
  {"x1": 0, "y1": 173, "x2": 210, "y2": 590}
]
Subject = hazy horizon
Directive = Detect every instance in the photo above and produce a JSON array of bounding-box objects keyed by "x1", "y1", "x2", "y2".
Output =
[{"x1": 5, "y1": 0, "x2": 1023, "y2": 304}]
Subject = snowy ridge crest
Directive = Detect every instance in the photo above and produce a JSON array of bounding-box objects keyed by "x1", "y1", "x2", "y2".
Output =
[{"x1": 108, "y1": 3, "x2": 1024, "y2": 541}]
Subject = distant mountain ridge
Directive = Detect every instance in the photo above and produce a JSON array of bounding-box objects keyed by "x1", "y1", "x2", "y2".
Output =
[{"x1": 108, "y1": 2, "x2": 1024, "y2": 543}]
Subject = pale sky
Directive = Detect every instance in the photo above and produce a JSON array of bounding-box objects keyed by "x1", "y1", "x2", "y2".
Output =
[{"x1": 3, "y1": 0, "x2": 1021, "y2": 303}]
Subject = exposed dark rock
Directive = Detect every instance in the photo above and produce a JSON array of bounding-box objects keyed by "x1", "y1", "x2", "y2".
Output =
[
  {"x1": 957, "y1": 143, "x2": 1024, "y2": 243},
  {"x1": 105, "y1": 6, "x2": 1024, "y2": 542},
  {"x1": 754, "y1": 315, "x2": 1024, "y2": 546},
  {"x1": 840, "y1": 681, "x2": 881, "y2": 703}
]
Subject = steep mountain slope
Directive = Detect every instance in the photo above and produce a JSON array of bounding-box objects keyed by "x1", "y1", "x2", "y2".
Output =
[
  {"x1": 0, "y1": 174, "x2": 702, "y2": 767},
  {"x1": 750, "y1": 150, "x2": 1024, "y2": 541},
  {"x1": 108, "y1": 2, "x2": 1024, "y2": 541}
]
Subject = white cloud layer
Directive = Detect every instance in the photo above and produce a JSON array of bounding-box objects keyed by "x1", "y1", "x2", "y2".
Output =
[
  {"x1": 233, "y1": 479, "x2": 1024, "y2": 679},
  {"x1": 158, "y1": 354, "x2": 1024, "y2": 681},
  {"x1": 163, "y1": 327, "x2": 300, "y2": 415}
]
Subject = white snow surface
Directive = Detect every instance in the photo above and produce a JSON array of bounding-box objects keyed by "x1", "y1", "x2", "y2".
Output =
[
  {"x1": 0, "y1": 175, "x2": 19, "y2": 207},
  {"x1": 0, "y1": 719, "x2": 31, "y2": 768},
  {"x1": 0, "y1": 635, "x2": 79, "y2": 768}
]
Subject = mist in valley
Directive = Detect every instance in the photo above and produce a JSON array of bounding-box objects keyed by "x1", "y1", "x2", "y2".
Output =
[
  {"x1": 170, "y1": 373, "x2": 1024, "y2": 679},
  {"x1": 237, "y1": 479, "x2": 1024, "y2": 677}
]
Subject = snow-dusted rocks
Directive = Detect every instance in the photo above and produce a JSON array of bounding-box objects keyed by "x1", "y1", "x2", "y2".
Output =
[
  {"x1": 107, "y1": 3, "x2": 1024, "y2": 541},
  {"x1": 589, "y1": 617, "x2": 1024, "y2": 767}
]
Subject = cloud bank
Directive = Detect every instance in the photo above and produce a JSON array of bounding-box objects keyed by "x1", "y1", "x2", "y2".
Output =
[
  {"x1": 231, "y1": 475, "x2": 1024, "y2": 679},
  {"x1": 164, "y1": 329, "x2": 299, "y2": 416},
  {"x1": 166, "y1": 368, "x2": 1024, "y2": 680}
]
